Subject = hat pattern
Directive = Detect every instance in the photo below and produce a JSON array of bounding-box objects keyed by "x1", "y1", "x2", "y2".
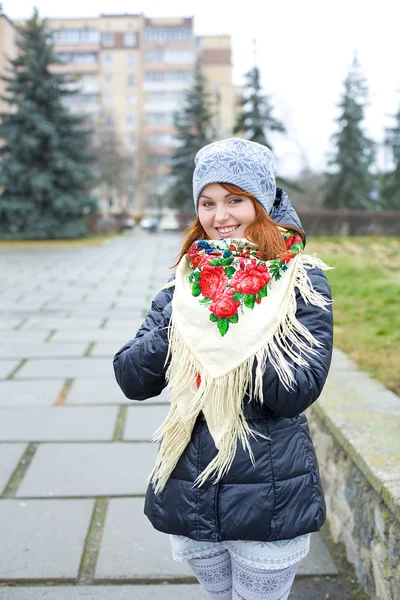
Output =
[{"x1": 193, "y1": 138, "x2": 277, "y2": 214}]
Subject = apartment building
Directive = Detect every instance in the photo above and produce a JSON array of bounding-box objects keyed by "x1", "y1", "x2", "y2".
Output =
[
  {"x1": 1, "y1": 11, "x2": 238, "y2": 217},
  {"x1": 0, "y1": 8, "x2": 17, "y2": 114}
]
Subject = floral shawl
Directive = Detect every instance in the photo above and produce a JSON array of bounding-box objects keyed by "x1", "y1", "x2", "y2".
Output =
[{"x1": 149, "y1": 231, "x2": 331, "y2": 493}]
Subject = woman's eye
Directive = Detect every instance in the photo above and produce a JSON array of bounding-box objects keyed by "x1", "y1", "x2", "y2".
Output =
[{"x1": 230, "y1": 197, "x2": 242, "y2": 204}]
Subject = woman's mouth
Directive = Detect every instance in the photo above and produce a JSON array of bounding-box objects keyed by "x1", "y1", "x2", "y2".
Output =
[{"x1": 215, "y1": 225, "x2": 240, "y2": 237}]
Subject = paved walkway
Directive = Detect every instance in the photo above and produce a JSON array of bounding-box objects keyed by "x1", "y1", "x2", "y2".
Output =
[{"x1": 0, "y1": 231, "x2": 357, "y2": 599}]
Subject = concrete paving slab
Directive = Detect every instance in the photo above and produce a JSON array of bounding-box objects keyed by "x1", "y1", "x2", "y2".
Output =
[
  {"x1": 0, "y1": 360, "x2": 21, "y2": 380},
  {"x1": 0, "y1": 332, "x2": 51, "y2": 343},
  {"x1": 91, "y1": 341, "x2": 137, "y2": 357},
  {"x1": 298, "y1": 533, "x2": 337, "y2": 575},
  {"x1": 0, "y1": 444, "x2": 27, "y2": 493},
  {"x1": 103, "y1": 318, "x2": 146, "y2": 330},
  {"x1": 20, "y1": 318, "x2": 103, "y2": 330},
  {"x1": 51, "y1": 330, "x2": 134, "y2": 343},
  {"x1": 96, "y1": 498, "x2": 193, "y2": 580},
  {"x1": 0, "y1": 499, "x2": 94, "y2": 579},
  {"x1": 65, "y1": 379, "x2": 131, "y2": 405},
  {"x1": 15, "y1": 358, "x2": 113, "y2": 379},
  {"x1": 0, "y1": 380, "x2": 65, "y2": 407},
  {"x1": 114, "y1": 297, "x2": 150, "y2": 309},
  {"x1": 17, "y1": 443, "x2": 157, "y2": 497},
  {"x1": 0, "y1": 585, "x2": 206, "y2": 600},
  {"x1": 0, "y1": 343, "x2": 88, "y2": 359},
  {"x1": 44, "y1": 304, "x2": 112, "y2": 313},
  {"x1": 65, "y1": 379, "x2": 169, "y2": 405},
  {"x1": 0, "y1": 407, "x2": 118, "y2": 442},
  {"x1": 124, "y1": 405, "x2": 170, "y2": 441},
  {"x1": 0, "y1": 318, "x2": 24, "y2": 329}
]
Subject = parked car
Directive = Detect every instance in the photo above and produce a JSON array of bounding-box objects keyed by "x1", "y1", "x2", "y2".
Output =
[
  {"x1": 159, "y1": 215, "x2": 179, "y2": 231},
  {"x1": 121, "y1": 217, "x2": 135, "y2": 230},
  {"x1": 140, "y1": 216, "x2": 159, "y2": 233}
]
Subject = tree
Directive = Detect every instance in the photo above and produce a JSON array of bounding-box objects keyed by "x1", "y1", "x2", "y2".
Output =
[
  {"x1": 168, "y1": 59, "x2": 214, "y2": 209},
  {"x1": 380, "y1": 106, "x2": 400, "y2": 210},
  {"x1": 94, "y1": 116, "x2": 132, "y2": 211},
  {"x1": 234, "y1": 66, "x2": 285, "y2": 150},
  {"x1": 324, "y1": 56, "x2": 375, "y2": 209},
  {"x1": 0, "y1": 9, "x2": 97, "y2": 239}
]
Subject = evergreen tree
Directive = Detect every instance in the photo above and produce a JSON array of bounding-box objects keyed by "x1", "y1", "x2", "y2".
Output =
[
  {"x1": 234, "y1": 66, "x2": 285, "y2": 149},
  {"x1": 324, "y1": 56, "x2": 375, "y2": 209},
  {"x1": 168, "y1": 60, "x2": 214, "y2": 209},
  {"x1": 380, "y1": 106, "x2": 400, "y2": 209},
  {"x1": 0, "y1": 9, "x2": 97, "y2": 239}
]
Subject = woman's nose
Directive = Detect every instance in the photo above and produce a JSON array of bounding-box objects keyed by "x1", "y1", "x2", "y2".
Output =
[{"x1": 214, "y1": 206, "x2": 230, "y2": 222}]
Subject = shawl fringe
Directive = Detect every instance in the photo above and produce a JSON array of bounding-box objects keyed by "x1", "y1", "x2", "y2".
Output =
[{"x1": 149, "y1": 254, "x2": 332, "y2": 493}]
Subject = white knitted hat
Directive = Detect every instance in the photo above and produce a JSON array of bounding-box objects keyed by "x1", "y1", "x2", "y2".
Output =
[{"x1": 193, "y1": 138, "x2": 277, "y2": 214}]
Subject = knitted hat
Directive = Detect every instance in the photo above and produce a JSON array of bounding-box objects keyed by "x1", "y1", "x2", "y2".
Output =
[{"x1": 193, "y1": 138, "x2": 277, "y2": 214}]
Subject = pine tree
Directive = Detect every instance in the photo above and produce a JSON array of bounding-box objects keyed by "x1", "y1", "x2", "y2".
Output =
[
  {"x1": 233, "y1": 66, "x2": 285, "y2": 149},
  {"x1": 0, "y1": 10, "x2": 97, "y2": 239},
  {"x1": 380, "y1": 106, "x2": 400, "y2": 210},
  {"x1": 168, "y1": 60, "x2": 214, "y2": 209},
  {"x1": 324, "y1": 56, "x2": 375, "y2": 209}
]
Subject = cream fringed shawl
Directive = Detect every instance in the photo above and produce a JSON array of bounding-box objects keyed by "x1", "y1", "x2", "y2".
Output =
[{"x1": 149, "y1": 234, "x2": 332, "y2": 493}]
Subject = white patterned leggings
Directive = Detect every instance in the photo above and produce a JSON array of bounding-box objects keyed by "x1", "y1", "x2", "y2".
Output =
[{"x1": 187, "y1": 547, "x2": 300, "y2": 600}]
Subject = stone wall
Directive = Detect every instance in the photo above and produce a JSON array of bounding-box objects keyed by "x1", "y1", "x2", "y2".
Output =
[{"x1": 307, "y1": 349, "x2": 400, "y2": 600}]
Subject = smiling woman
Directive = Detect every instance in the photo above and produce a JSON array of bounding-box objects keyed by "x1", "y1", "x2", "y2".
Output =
[
  {"x1": 198, "y1": 184, "x2": 257, "y2": 239},
  {"x1": 174, "y1": 182, "x2": 291, "y2": 267},
  {"x1": 113, "y1": 138, "x2": 334, "y2": 600}
]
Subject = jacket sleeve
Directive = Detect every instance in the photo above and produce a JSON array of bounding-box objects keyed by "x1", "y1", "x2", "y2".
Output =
[
  {"x1": 259, "y1": 268, "x2": 333, "y2": 418},
  {"x1": 113, "y1": 287, "x2": 173, "y2": 401}
]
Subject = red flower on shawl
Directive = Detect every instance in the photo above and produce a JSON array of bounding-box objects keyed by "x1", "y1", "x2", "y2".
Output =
[
  {"x1": 199, "y1": 266, "x2": 228, "y2": 299},
  {"x1": 188, "y1": 247, "x2": 211, "y2": 269},
  {"x1": 209, "y1": 291, "x2": 240, "y2": 319},
  {"x1": 231, "y1": 264, "x2": 271, "y2": 295},
  {"x1": 280, "y1": 251, "x2": 295, "y2": 264}
]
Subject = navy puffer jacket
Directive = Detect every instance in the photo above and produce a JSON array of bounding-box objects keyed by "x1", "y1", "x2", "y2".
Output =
[{"x1": 113, "y1": 191, "x2": 333, "y2": 542}]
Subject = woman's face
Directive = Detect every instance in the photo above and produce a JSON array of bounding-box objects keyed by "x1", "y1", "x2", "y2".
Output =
[{"x1": 198, "y1": 184, "x2": 256, "y2": 240}]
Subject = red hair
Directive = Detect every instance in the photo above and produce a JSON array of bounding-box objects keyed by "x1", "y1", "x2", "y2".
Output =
[{"x1": 173, "y1": 183, "x2": 295, "y2": 267}]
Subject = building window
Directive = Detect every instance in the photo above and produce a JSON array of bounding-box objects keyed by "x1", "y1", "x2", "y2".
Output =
[
  {"x1": 144, "y1": 27, "x2": 191, "y2": 43},
  {"x1": 124, "y1": 32, "x2": 137, "y2": 47},
  {"x1": 146, "y1": 133, "x2": 178, "y2": 146},
  {"x1": 52, "y1": 28, "x2": 100, "y2": 44},
  {"x1": 127, "y1": 94, "x2": 136, "y2": 106},
  {"x1": 144, "y1": 49, "x2": 194, "y2": 64},
  {"x1": 104, "y1": 74, "x2": 112, "y2": 85},
  {"x1": 104, "y1": 116, "x2": 114, "y2": 127},
  {"x1": 145, "y1": 50, "x2": 164, "y2": 63},
  {"x1": 102, "y1": 32, "x2": 115, "y2": 47},
  {"x1": 146, "y1": 90, "x2": 186, "y2": 104},
  {"x1": 126, "y1": 52, "x2": 135, "y2": 65},
  {"x1": 126, "y1": 136, "x2": 135, "y2": 149},
  {"x1": 145, "y1": 71, "x2": 192, "y2": 83},
  {"x1": 127, "y1": 116, "x2": 136, "y2": 128},
  {"x1": 104, "y1": 95, "x2": 113, "y2": 107},
  {"x1": 127, "y1": 74, "x2": 135, "y2": 86},
  {"x1": 55, "y1": 52, "x2": 98, "y2": 64},
  {"x1": 80, "y1": 73, "x2": 94, "y2": 83},
  {"x1": 145, "y1": 112, "x2": 174, "y2": 125},
  {"x1": 62, "y1": 93, "x2": 100, "y2": 107},
  {"x1": 104, "y1": 54, "x2": 112, "y2": 65},
  {"x1": 128, "y1": 196, "x2": 136, "y2": 208}
]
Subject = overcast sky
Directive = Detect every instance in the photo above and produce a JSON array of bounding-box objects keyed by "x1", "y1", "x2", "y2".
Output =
[{"x1": 4, "y1": 0, "x2": 399, "y2": 176}]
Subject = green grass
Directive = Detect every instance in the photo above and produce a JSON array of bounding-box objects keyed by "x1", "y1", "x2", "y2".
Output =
[{"x1": 307, "y1": 236, "x2": 400, "y2": 396}]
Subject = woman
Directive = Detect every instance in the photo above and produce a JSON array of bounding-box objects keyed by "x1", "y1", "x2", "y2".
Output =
[{"x1": 113, "y1": 138, "x2": 333, "y2": 600}]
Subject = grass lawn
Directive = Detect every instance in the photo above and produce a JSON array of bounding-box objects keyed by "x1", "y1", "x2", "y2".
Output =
[
  {"x1": 306, "y1": 236, "x2": 400, "y2": 396},
  {"x1": 0, "y1": 232, "x2": 123, "y2": 248}
]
